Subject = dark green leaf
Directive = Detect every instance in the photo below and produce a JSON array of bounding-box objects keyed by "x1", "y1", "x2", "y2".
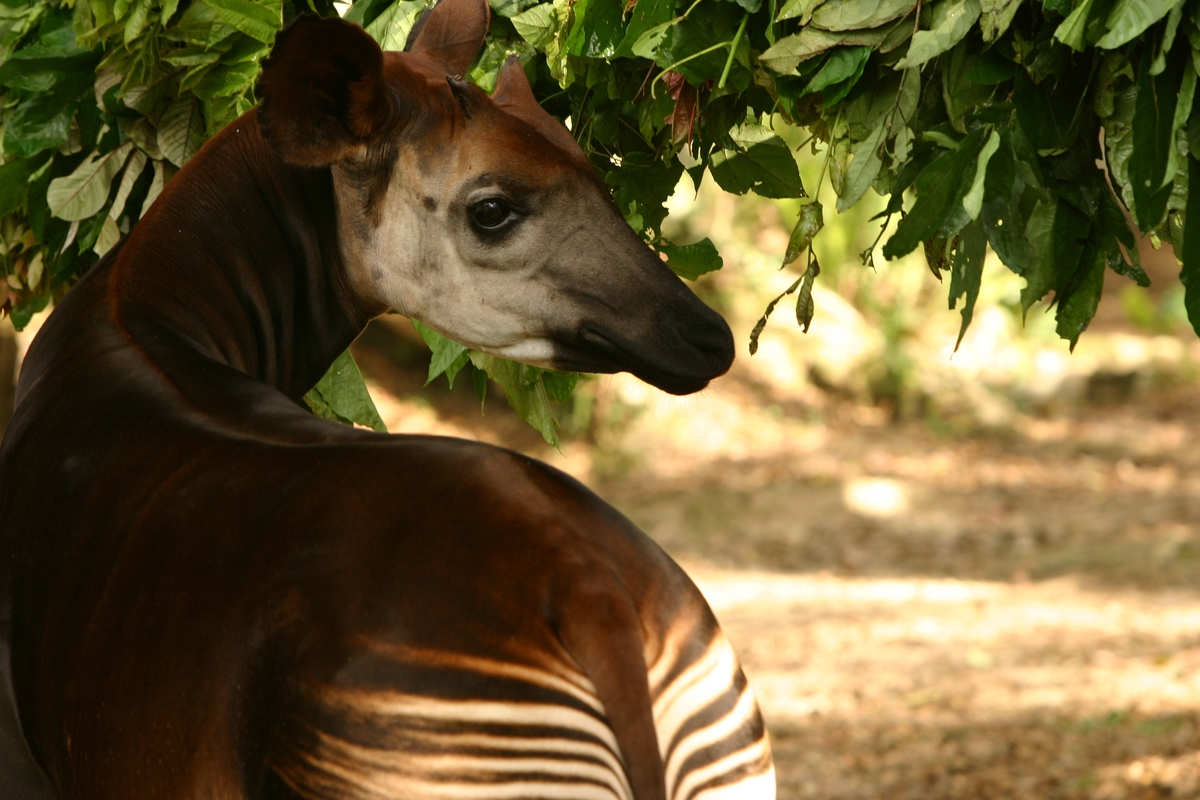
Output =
[
  {"x1": 470, "y1": 353, "x2": 559, "y2": 446},
  {"x1": 565, "y1": 0, "x2": 625, "y2": 59},
  {"x1": 882, "y1": 129, "x2": 987, "y2": 259},
  {"x1": 2, "y1": 91, "x2": 82, "y2": 157},
  {"x1": 1021, "y1": 199, "x2": 1058, "y2": 314},
  {"x1": 0, "y1": 158, "x2": 39, "y2": 218},
  {"x1": 1012, "y1": 61, "x2": 1092, "y2": 153},
  {"x1": 615, "y1": 0, "x2": 675, "y2": 57},
  {"x1": 1055, "y1": 244, "x2": 1104, "y2": 348},
  {"x1": 805, "y1": 46, "x2": 870, "y2": 95},
  {"x1": 1184, "y1": 154, "x2": 1200, "y2": 336},
  {"x1": 413, "y1": 320, "x2": 471, "y2": 387},
  {"x1": 979, "y1": 134, "x2": 1036, "y2": 273},
  {"x1": 948, "y1": 222, "x2": 987, "y2": 346},
  {"x1": 304, "y1": 349, "x2": 387, "y2": 432},
  {"x1": 1129, "y1": 48, "x2": 1184, "y2": 231},
  {"x1": 710, "y1": 122, "x2": 804, "y2": 198},
  {"x1": 542, "y1": 370, "x2": 579, "y2": 403},
  {"x1": 657, "y1": 0, "x2": 750, "y2": 85},
  {"x1": 605, "y1": 152, "x2": 684, "y2": 239},
  {"x1": 8, "y1": 291, "x2": 50, "y2": 332},
  {"x1": 659, "y1": 238, "x2": 724, "y2": 280}
]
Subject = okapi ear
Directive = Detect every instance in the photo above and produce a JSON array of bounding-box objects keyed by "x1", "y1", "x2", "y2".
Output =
[
  {"x1": 257, "y1": 15, "x2": 390, "y2": 166},
  {"x1": 405, "y1": 0, "x2": 489, "y2": 77},
  {"x1": 492, "y1": 57, "x2": 588, "y2": 162}
]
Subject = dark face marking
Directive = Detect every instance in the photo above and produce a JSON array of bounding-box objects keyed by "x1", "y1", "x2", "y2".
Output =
[{"x1": 423, "y1": 197, "x2": 437, "y2": 211}]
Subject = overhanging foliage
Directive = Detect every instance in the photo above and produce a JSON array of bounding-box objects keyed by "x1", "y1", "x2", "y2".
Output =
[{"x1": 1, "y1": 0, "x2": 1199, "y2": 444}]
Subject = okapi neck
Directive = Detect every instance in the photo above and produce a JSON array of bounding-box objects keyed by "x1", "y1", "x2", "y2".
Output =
[{"x1": 109, "y1": 112, "x2": 371, "y2": 403}]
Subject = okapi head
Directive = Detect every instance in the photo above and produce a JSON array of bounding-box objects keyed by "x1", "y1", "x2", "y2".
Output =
[{"x1": 256, "y1": 0, "x2": 735, "y2": 395}]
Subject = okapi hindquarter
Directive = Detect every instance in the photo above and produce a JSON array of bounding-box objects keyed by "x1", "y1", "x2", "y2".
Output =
[{"x1": 0, "y1": 0, "x2": 773, "y2": 798}]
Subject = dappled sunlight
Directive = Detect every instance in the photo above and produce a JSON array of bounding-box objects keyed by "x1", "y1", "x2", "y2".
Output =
[{"x1": 684, "y1": 566, "x2": 1200, "y2": 798}]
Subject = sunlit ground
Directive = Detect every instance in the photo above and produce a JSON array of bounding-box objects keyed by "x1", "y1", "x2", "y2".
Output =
[{"x1": 10, "y1": 162, "x2": 1200, "y2": 798}]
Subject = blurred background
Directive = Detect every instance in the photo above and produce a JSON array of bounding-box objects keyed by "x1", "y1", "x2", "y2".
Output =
[{"x1": 6, "y1": 150, "x2": 1200, "y2": 798}]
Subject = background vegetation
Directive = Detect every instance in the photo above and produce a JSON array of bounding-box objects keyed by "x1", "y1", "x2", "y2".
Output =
[{"x1": 2, "y1": 0, "x2": 1200, "y2": 442}]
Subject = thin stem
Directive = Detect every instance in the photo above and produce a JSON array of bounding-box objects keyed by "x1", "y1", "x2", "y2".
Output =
[
  {"x1": 718, "y1": 12, "x2": 750, "y2": 90},
  {"x1": 651, "y1": 41, "x2": 736, "y2": 98}
]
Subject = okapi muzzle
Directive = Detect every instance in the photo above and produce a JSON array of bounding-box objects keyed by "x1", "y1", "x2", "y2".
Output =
[{"x1": 258, "y1": 11, "x2": 734, "y2": 395}]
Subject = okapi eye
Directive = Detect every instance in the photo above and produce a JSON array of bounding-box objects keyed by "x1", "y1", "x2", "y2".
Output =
[{"x1": 469, "y1": 197, "x2": 512, "y2": 230}]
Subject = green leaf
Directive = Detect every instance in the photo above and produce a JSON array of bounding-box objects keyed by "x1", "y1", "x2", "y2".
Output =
[
  {"x1": 810, "y1": 0, "x2": 916, "y2": 31},
  {"x1": 883, "y1": 128, "x2": 987, "y2": 259},
  {"x1": 709, "y1": 121, "x2": 804, "y2": 198},
  {"x1": 1, "y1": 84, "x2": 87, "y2": 157},
  {"x1": 759, "y1": 25, "x2": 892, "y2": 73},
  {"x1": 110, "y1": 149, "x2": 148, "y2": 222},
  {"x1": 1021, "y1": 198, "x2": 1058, "y2": 315},
  {"x1": 490, "y1": 0, "x2": 542, "y2": 18},
  {"x1": 364, "y1": 0, "x2": 426, "y2": 51},
  {"x1": 158, "y1": 96, "x2": 206, "y2": 167},
  {"x1": 200, "y1": 0, "x2": 281, "y2": 43},
  {"x1": 962, "y1": 128, "x2": 1001, "y2": 220},
  {"x1": 1055, "y1": 245, "x2": 1104, "y2": 348},
  {"x1": 193, "y1": 61, "x2": 259, "y2": 99},
  {"x1": 1053, "y1": 0, "x2": 1097, "y2": 50},
  {"x1": 565, "y1": 0, "x2": 625, "y2": 59},
  {"x1": 980, "y1": 0, "x2": 1023, "y2": 41},
  {"x1": 47, "y1": 143, "x2": 134, "y2": 222},
  {"x1": 512, "y1": 3, "x2": 557, "y2": 50},
  {"x1": 838, "y1": 122, "x2": 887, "y2": 212},
  {"x1": 784, "y1": 200, "x2": 824, "y2": 263},
  {"x1": 795, "y1": 257, "x2": 820, "y2": 332},
  {"x1": 656, "y1": 1, "x2": 748, "y2": 86},
  {"x1": 1012, "y1": 64, "x2": 1092, "y2": 153},
  {"x1": 893, "y1": 0, "x2": 981, "y2": 70},
  {"x1": 1096, "y1": 0, "x2": 1182, "y2": 49},
  {"x1": 412, "y1": 319, "x2": 471, "y2": 387},
  {"x1": 659, "y1": 238, "x2": 724, "y2": 280},
  {"x1": 469, "y1": 352, "x2": 560, "y2": 446},
  {"x1": 124, "y1": 0, "x2": 153, "y2": 44},
  {"x1": 1183, "y1": 154, "x2": 1200, "y2": 336},
  {"x1": 304, "y1": 349, "x2": 387, "y2": 432},
  {"x1": 542, "y1": 370, "x2": 578, "y2": 403},
  {"x1": 0, "y1": 158, "x2": 40, "y2": 218},
  {"x1": 948, "y1": 222, "x2": 987, "y2": 346},
  {"x1": 1129, "y1": 48, "x2": 1184, "y2": 231},
  {"x1": 605, "y1": 152, "x2": 684, "y2": 239},
  {"x1": 776, "y1": 0, "x2": 824, "y2": 23},
  {"x1": 805, "y1": 46, "x2": 870, "y2": 95}
]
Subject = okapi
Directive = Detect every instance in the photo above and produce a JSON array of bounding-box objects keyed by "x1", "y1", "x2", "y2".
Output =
[{"x1": 0, "y1": 0, "x2": 775, "y2": 798}]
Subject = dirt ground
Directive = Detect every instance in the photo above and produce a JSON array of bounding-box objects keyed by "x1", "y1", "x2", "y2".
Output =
[{"x1": 351, "y1": 319, "x2": 1200, "y2": 800}]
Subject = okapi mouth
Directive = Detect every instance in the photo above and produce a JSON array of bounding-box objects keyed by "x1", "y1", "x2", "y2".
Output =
[{"x1": 553, "y1": 320, "x2": 735, "y2": 396}]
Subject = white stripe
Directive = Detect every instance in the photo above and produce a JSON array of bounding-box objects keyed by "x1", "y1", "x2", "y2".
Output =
[
  {"x1": 691, "y1": 765, "x2": 776, "y2": 800},
  {"x1": 395, "y1": 730, "x2": 633, "y2": 799},
  {"x1": 653, "y1": 636, "x2": 740, "y2": 754},
  {"x1": 664, "y1": 687, "x2": 759, "y2": 798},
  {"x1": 671, "y1": 738, "x2": 772, "y2": 800},
  {"x1": 322, "y1": 690, "x2": 624, "y2": 773},
  {"x1": 289, "y1": 747, "x2": 627, "y2": 800},
  {"x1": 310, "y1": 727, "x2": 632, "y2": 800}
]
